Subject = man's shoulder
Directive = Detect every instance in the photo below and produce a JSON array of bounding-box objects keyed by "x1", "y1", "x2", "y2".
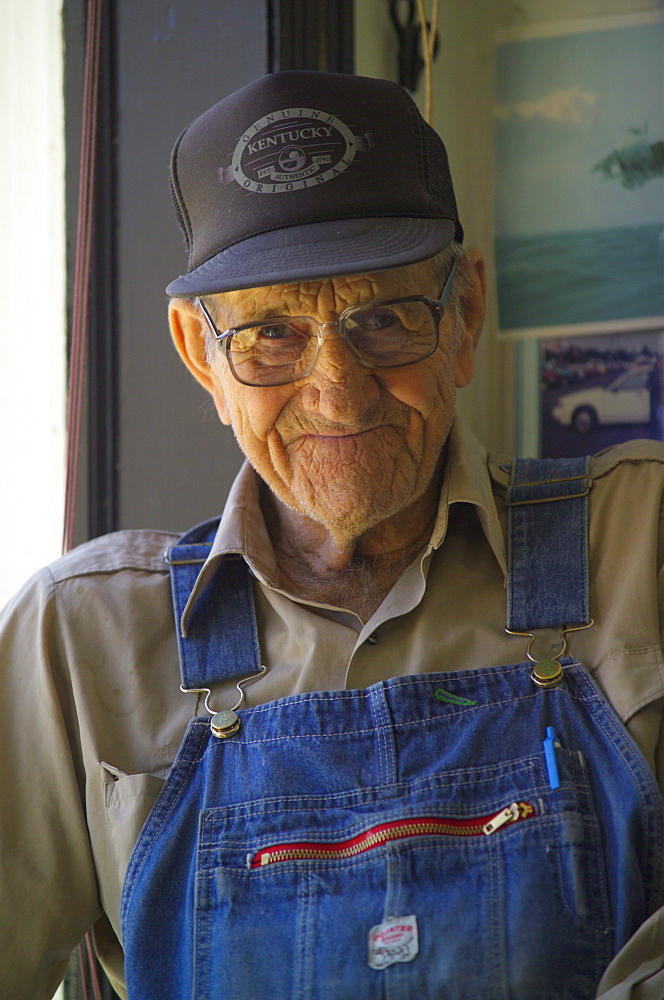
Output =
[
  {"x1": 588, "y1": 438, "x2": 664, "y2": 482},
  {"x1": 47, "y1": 528, "x2": 181, "y2": 585},
  {"x1": 487, "y1": 439, "x2": 663, "y2": 489}
]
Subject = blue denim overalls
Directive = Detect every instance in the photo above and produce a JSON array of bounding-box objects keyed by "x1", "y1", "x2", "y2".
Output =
[{"x1": 121, "y1": 458, "x2": 664, "y2": 999}]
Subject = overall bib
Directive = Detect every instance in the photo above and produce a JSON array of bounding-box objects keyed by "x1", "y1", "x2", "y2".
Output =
[{"x1": 121, "y1": 458, "x2": 664, "y2": 1000}]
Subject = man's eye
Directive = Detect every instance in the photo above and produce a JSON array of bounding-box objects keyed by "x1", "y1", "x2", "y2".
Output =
[
  {"x1": 258, "y1": 323, "x2": 293, "y2": 340},
  {"x1": 362, "y1": 309, "x2": 400, "y2": 332}
]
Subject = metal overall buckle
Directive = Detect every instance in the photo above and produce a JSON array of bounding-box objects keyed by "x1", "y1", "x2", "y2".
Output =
[
  {"x1": 504, "y1": 622, "x2": 594, "y2": 688},
  {"x1": 180, "y1": 666, "x2": 267, "y2": 737}
]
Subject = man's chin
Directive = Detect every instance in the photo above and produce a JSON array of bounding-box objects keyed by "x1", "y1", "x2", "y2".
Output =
[{"x1": 294, "y1": 491, "x2": 408, "y2": 544}]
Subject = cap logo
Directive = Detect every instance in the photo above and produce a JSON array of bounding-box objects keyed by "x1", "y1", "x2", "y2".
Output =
[{"x1": 219, "y1": 107, "x2": 372, "y2": 194}]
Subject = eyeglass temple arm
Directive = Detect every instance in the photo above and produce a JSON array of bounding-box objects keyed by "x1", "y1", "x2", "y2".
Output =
[
  {"x1": 196, "y1": 296, "x2": 233, "y2": 343},
  {"x1": 437, "y1": 260, "x2": 457, "y2": 309}
]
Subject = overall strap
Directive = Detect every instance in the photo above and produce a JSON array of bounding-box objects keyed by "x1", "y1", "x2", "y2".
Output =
[
  {"x1": 506, "y1": 456, "x2": 591, "y2": 631},
  {"x1": 165, "y1": 518, "x2": 262, "y2": 689}
]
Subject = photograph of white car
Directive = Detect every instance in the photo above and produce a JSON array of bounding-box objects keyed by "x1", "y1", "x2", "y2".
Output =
[
  {"x1": 540, "y1": 331, "x2": 663, "y2": 457},
  {"x1": 552, "y1": 365, "x2": 653, "y2": 432}
]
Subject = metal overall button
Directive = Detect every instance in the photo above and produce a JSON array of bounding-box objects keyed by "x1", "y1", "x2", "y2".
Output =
[
  {"x1": 530, "y1": 658, "x2": 564, "y2": 689},
  {"x1": 210, "y1": 710, "x2": 241, "y2": 739}
]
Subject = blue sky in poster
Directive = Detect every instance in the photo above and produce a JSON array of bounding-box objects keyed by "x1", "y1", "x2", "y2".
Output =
[{"x1": 494, "y1": 21, "x2": 664, "y2": 237}]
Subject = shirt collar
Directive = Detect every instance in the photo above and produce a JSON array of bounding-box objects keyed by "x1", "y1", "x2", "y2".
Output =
[
  {"x1": 179, "y1": 415, "x2": 507, "y2": 634},
  {"x1": 431, "y1": 416, "x2": 508, "y2": 574}
]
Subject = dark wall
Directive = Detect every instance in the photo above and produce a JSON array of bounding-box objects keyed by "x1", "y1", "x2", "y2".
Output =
[
  {"x1": 66, "y1": 0, "x2": 354, "y2": 540},
  {"x1": 114, "y1": 3, "x2": 268, "y2": 531}
]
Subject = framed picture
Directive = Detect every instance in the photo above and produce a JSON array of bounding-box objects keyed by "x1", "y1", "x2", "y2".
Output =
[
  {"x1": 540, "y1": 330, "x2": 663, "y2": 457},
  {"x1": 494, "y1": 12, "x2": 663, "y2": 341},
  {"x1": 493, "y1": 12, "x2": 664, "y2": 456}
]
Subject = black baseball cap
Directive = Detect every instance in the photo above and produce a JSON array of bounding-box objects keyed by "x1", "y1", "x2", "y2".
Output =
[{"x1": 166, "y1": 71, "x2": 463, "y2": 297}]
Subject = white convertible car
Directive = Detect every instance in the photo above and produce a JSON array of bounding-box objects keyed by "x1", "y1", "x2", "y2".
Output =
[{"x1": 552, "y1": 366, "x2": 653, "y2": 433}]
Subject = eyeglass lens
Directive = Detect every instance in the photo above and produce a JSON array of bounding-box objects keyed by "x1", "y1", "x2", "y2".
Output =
[{"x1": 227, "y1": 299, "x2": 438, "y2": 386}]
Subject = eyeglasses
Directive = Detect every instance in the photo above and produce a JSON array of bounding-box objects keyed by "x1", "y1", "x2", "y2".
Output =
[{"x1": 197, "y1": 262, "x2": 457, "y2": 388}]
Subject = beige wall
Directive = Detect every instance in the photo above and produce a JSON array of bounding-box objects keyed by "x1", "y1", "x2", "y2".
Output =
[
  {"x1": 355, "y1": 0, "x2": 513, "y2": 454},
  {"x1": 355, "y1": 0, "x2": 661, "y2": 456}
]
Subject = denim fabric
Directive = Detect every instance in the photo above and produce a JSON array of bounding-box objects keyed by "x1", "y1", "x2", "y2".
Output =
[
  {"x1": 166, "y1": 519, "x2": 261, "y2": 688},
  {"x1": 121, "y1": 459, "x2": 664, "y2": 1000},
  {"x1": 507, "y1": 457, "x2": 590, "y2": 631}
]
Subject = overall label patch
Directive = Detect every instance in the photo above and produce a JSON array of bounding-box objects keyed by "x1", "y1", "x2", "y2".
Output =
[
  {"x1": 219, "y1": 107, "x2": 372, "y2": 193},
  {"x1": 368, "y1": 914, "x2": 419, "y2": 970}
]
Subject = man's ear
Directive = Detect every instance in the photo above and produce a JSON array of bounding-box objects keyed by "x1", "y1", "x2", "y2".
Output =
[
  {"x1": 168, "y1": 298, "x2": 231, "y2": 424},
  {"x1": 454, "y1": 251, "x2": 487, "y2": 388}
]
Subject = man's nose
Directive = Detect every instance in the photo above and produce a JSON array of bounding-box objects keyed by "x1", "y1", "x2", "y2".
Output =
[
  {"x1": 300, "y1": 324, "x2": 380, "y2": 416},
  {"x1": 311, "y1": 323, "x2": 366, "y2": 383}
]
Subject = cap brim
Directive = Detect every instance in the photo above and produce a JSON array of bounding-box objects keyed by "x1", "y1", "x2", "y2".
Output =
[{"x1": 166, "y1": 217, "x2": 457, "y2": 297}]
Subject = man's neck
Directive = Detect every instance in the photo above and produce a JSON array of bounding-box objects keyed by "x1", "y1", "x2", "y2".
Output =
[{"x1": 259, "y1": 463, "x2": 444, "y2": 621}]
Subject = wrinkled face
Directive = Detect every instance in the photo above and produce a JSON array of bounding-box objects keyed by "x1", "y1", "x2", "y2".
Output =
[{"x1": 204, "y1": 260, "x2": 477, "y2": 539}]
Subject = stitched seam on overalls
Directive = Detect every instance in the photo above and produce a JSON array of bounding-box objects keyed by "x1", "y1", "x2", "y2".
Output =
[
  {"x1": 207, "y1": 691, "x2": 571, "y2": 744},
  {"x1": 121, "y1": 725, "x2": 207, "y2": 913},
  {"x1": 228, "y1": 661, "x2": 596, "y2": 721},
  {"x1": 566, "y1": 674, "x2": 664, "y2": 909},
  {"x1": 195, "y1": 764, "x2": 548, "y2": 825}
]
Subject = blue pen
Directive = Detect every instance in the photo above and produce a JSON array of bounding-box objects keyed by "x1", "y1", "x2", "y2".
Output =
[{"x1": 543, "y1": 726, "x2": 561, "y2": 790}]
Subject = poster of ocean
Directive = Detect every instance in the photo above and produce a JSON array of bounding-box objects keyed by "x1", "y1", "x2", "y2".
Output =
[{"x1": 494, "y1": 15, "x2": 664, "y2": 336}]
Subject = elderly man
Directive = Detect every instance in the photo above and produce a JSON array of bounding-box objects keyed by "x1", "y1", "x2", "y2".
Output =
[{"x1": 1, "y1": 72, "x2": 662, "y2": 1000}]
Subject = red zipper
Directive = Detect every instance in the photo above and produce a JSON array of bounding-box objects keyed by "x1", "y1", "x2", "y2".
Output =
[{"x1": 251, "y1": 801, "x2": 536, "y2": 869}]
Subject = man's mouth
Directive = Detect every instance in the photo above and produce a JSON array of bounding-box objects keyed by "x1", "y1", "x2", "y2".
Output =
[{"x1": 307, "y1": 427, "x2": 377, "y2": 438}]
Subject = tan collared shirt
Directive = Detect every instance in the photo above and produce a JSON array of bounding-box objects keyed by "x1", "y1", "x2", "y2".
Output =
[{"x1": 0, "y1": 418, "x2": 662, "y2": 998}]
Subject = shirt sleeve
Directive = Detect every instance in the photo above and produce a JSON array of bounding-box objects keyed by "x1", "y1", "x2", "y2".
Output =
[
  {"x1": 0, "y1": 567, "x2": 102, "y2": 999},
  {"x1": 595, "y1": 908, "x2": 664, "y2": 999},
  {"x1": 596, "y1": 462, "x2": 664, "y2": 998}
]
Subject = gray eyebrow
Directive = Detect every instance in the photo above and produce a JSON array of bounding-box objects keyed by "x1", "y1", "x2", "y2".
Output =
[
  {"x1": 228, "y1": 296, "x2": 415, "y2": 329},
  {"x1": 231, "y1": 311, "x2": 316, "y2": 328}
]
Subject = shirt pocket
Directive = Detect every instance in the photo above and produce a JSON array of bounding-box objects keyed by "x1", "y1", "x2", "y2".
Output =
[{"x1": 102, "y1": 763, "x2": 170, "y2": 884}]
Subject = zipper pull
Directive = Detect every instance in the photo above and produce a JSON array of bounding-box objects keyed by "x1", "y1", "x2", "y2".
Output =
[{"x1": 483, "y1": 802, "x2": 520, "y2": 835}]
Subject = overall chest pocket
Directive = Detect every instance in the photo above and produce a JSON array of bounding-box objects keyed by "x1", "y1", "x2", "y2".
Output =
[{"x1": 192, "y1": 749, "x2": 612, "y2": 1000}]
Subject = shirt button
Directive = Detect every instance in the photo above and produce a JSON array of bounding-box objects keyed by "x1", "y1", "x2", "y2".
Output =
[{"x1": 367, "y1": 631, "x2": 380, "y2": 645}]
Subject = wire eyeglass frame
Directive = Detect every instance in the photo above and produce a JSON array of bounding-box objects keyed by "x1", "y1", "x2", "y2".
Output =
[{"x1": 196, "y1": 261, "x2": 457, "y2": 388}]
